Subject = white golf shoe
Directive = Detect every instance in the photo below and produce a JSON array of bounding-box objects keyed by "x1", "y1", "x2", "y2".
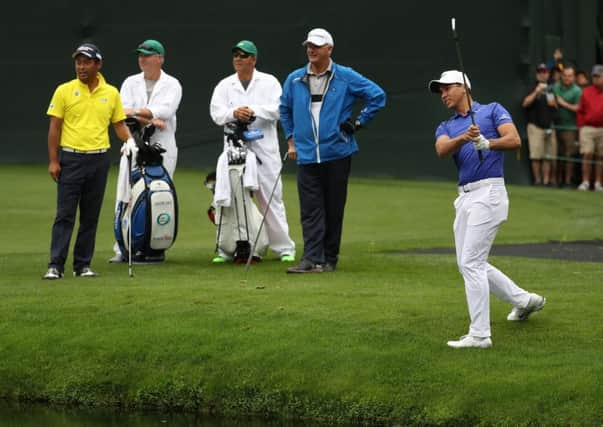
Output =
[
  {"x1": 42, "y1": 267, "x2": 63, "y2": 280},
  {"x1": 108, "y1": 254, "x2": 125, "y2": 263},
  {"x1": 507, "y1": 293, "x2": 546, "y2": 321},
  {"x1": 74, "y1": 267, "x2": 98, "y2": 278},
  {"x1": 447, "y1": 335, "x2": 492, "y2": 349}
]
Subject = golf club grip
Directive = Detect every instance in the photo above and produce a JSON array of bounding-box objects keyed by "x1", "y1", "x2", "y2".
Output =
[{"x1": 468, "y1": 110, "x2": 483, "y2": 161}]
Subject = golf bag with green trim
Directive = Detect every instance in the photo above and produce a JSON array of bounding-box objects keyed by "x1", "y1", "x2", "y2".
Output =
[{"x1": 114, "y1": 119, "x2": 178, "y2": 262}]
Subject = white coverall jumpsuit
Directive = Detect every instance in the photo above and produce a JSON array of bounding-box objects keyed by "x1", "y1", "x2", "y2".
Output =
[
  {"x1": 210, "y1": 69, "x2": 295, "y2": 258},
  {"x1": 119, "y1": 70, "x2": 183, "y2": 176},
  {"x1": 112, "y1": 70, "x2": 182, "y2": 258}
]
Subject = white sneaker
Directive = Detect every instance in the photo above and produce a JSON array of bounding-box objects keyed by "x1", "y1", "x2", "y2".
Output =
[
  {"x1": 42, "y1": 267, "x2": 63, "y2": 280},
  {"x1": 577, "y1": 181, "x2": 590, "y2": 191},
  {"x1": 595, "y1": 182, "x2": 603, "y2": 192},
  {"x1": 507, "y1": 293, "x2": 546, "y2": 321},
  {"x1": 108, "y1": 254, "x2": 125, "y2": 263},
  {"x1": 447, "y1": 335, "x2": 492, "y2": 349},
  {"x1": 74, "y1": 267, "x2": 98, "y2": 278}
]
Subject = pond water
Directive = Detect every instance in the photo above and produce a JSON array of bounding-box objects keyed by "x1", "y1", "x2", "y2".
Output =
[{"x1": 0, "y1": 401, "x2": 304, "y2": 427}]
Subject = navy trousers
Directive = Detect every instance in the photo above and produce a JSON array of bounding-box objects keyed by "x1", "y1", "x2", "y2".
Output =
[
  {"x1": 297, "y1": 156, "x2": 352, "y2": 265},
  {"x1": 48, "y1": 151, "x2": 110, "y2": 273}
]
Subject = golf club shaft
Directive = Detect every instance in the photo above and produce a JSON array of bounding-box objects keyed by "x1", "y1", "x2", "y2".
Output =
[
  {"x1": 127, "y1": 153, "x2": 133, "y2": 277},
  {"x1": 244, "y1": 152, "x2": 288, "y2": 272},
  {"x1": 215, "y1": 206, "x2": 224, "y2": 253},
  {"x1": 451, "y1": 18, "x2": 483, "y2": 161}
]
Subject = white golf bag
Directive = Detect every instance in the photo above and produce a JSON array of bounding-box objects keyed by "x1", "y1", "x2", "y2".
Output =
[
  {"x1": 114, "y1": 119, "x2": 178, "y2": 263},
  {"x1": 205, "y1": 121, "x2": 268, "y2": 263}
]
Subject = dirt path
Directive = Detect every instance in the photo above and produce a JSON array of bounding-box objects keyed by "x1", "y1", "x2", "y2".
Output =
[{"x1": 396, "y1": 240, "x2": 603, "y2": 262}]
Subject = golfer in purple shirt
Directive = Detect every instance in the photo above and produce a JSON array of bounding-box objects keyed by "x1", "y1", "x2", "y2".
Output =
[{"x1": 429, "y1": 70, "x2": 546, "y2": 349}]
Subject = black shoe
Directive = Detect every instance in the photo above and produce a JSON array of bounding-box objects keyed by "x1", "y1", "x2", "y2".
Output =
[
  {"x1": 286, "y1": 259, "x2": 323, "y2": 274},
  {"x1": 323, "y1": 262, "x2": 337, "y2": 272}
]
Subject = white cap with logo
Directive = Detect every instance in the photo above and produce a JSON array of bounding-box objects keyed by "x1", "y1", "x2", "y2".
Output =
[
  {"x1": 302, "y1": 28, "x2": 334, "y2": 47},
  {"x1": 428, "y1": 70, "x2": 471, "y2": 93}
]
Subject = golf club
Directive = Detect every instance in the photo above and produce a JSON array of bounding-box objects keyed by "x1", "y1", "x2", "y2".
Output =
[
  {"x1": 451, "y1": 17, "x2": 483, "y2": 161},
  {"x1": 127, "y1": 152, "x2": 134, "y2": 278},
  {"x1": 244, "y1": 152, "x2": 288, "y2": 272}
]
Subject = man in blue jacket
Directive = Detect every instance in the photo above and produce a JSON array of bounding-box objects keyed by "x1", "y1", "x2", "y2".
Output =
[{"x1": 280, "y1": 28, "x2": 386, "y2": 273}]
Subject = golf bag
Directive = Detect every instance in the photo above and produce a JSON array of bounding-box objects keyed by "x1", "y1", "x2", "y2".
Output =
[
  {"x1": 114, "y1": 118, "x2": 178, "y2": 263},
  {"x1": 205, "y1": 120, "x2": 268, "y2": 263}
]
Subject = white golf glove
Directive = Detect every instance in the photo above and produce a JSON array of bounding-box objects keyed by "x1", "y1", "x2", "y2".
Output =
[
  {"x1": 121, "y1": 138, "x2": 138, "y2": 156},
  {"x1": 473, "y1": 134, "x2": 490, "y2": 151}
]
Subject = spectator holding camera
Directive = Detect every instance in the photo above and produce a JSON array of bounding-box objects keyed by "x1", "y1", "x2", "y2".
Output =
[
  {"x1": 280, "y1": 28, "x2": 385, "y2": 273},
  {"x1": 522, "y1": 63, "x2": 559, "y2": 186}
]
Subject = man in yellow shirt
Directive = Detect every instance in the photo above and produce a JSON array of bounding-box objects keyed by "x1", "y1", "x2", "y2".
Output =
[{"x1": 43, "y1": 43, "x2": 135, "y2": 279}]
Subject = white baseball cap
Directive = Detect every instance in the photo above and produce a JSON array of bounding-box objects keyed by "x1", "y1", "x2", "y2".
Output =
[
  {"x1": 428, "y1": 70, "x2": 471, "y2": 93},
  {"x1": 302, "y1": 28, "x2": 334, "y2": 47}
]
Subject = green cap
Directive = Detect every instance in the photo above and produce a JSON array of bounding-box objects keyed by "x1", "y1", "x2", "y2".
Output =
[
  {"x1": 136, "y1": 39, "x2": 165, "y2": 56},
  {"x1": 232, "y1": 40, "x2": 257, "y2": 57}
]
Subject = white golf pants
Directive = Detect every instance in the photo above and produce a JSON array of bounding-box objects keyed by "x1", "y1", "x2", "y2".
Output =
[{"x1": 453, "y1": 179, "x2": 531, "y2": 338}]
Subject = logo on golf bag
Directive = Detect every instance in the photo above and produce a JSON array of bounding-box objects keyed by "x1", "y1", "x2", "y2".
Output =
[{"x1": 157, "y1": 213, "x2": 171, "y2": 225}]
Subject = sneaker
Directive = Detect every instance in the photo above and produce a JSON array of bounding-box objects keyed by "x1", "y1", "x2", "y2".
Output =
[
  {"x1": 322, "y1": 262, "x2": 337, "y2": 272},
  {"x1": 74, "y1": 267, "x2": 98, "y2": 278},
  {"x1": 447, "y1": 335, "x2": 492, "y2": 349},
  {"x1": 108, "y1": 254, "x2": 125, "y2": 263},
  {"x1": 286, "y1": 259, "x2": 323, "y2": 274},
  {"x1": 595, "y1": 182, "x2": 603, "y2": 192},
  {"x1": 577, "y1": 181, "x2": 590, "y2": 191},
  {"x1": 42, "y1": 267, "x2": 63, "y2": 280},
  {"x1": 280, "y1": 254, "x2": 295, "y2": 262},
  {"x1": 507, "y1": 293, "x2": 546, "y2": 321},
  {"x1": 212, "y1": 256, "x2": 227, "y2": 263}
]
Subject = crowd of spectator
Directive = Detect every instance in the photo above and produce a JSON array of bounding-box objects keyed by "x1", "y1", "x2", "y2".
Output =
[{"x1": 523, "y1": 48, "x2": 603, "y2": 191}]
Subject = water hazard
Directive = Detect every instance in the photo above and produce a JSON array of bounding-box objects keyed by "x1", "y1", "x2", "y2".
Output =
[{"x1": 0, "y1": 401, "x2": 304, "y2": 427}]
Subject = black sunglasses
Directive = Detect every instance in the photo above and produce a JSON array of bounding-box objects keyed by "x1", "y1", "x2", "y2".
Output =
[{"x1": 233, "y1": 51, "x2": 251, "y2": 59}]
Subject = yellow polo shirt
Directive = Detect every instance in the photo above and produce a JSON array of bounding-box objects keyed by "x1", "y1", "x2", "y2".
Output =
[{"x1": 47, "y1": 72, "x2": 126, "y2": 151}]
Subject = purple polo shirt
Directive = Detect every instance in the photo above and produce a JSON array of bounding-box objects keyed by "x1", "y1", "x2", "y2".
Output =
[{"x1": 435, "y1": 101, "x2": 513, "y2": 186}]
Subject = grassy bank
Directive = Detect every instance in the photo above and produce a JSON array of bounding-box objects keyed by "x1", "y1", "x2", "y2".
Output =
[{"x1": 1, "y1": 165, "x2": 602, "y2": 426}]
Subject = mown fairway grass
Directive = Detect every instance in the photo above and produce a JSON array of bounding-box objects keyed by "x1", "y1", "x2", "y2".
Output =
[{"x1": 1, "y1": 164, "x2": 602, "y2": 426}]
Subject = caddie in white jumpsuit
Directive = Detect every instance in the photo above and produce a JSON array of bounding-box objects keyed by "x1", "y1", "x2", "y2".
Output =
[
  {"x1": 109, "y1": 39, "x2": 183, "y2": 263},
  {"x1": 210, "y1": 40, "x2": 295, "y2": 262},
  {"x1": 429, "y1": 70, "x2": 546, "y2": 349}
]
